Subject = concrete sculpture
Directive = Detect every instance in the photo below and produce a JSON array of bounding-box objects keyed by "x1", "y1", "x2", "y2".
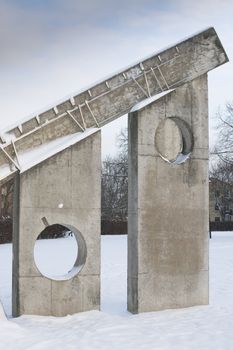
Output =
[{"x1": 0, "y1": 27, "x2": 228, "y2": 316}]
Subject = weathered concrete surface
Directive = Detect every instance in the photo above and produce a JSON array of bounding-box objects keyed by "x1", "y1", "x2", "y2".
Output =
[
  {"x1": 128, "y1": 75, "x2": 209, "y2": 313},
  {"x1": 12, "y1": 131, "x2": 101, "y2": 317},
  {"x1": 0, "y1": 27, "x2": 228, "y2": 185}
]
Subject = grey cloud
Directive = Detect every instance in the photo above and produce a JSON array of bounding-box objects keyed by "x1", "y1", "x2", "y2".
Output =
[{"x1": 0, "y1": 0, "x2": 157, "y2": 65}]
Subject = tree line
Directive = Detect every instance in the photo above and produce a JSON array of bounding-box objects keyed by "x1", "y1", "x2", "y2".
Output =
[{"x1": 211, "y1": 103, "x2": 233, "y2": 182}]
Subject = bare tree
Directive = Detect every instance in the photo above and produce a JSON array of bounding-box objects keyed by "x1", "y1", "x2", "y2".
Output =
[
  {"x1": 101, "y1": 128, "x2": 128, "y2": 222},
  {"x1": 0, "y1": 179, "x2": 14, "y2": 218},
  {"x1": 210, "y1": 160, "x2": 233, "y2": 185},
  {"x1": 209, "y1": 104, "x2": 233, "y2": 222},
  {"x1": 213, "y1": 102, "x2": 233, "y2": 164},
  {"x1": 116, "y1": 128, "x2": 128, "y2": 154},
  {"x1": 101, "y1": 153, "x2": 128, "y2": 221},
  {"x1": 209, "y1": 102, "x2": 233, "y2": 185}
]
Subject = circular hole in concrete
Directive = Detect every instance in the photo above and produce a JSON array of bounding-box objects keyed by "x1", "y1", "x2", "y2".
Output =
[
  {"x1": 154, "y1": 117, "x2": 193, "y2": 164},
  {"x1": 34, "y1": 224, "x2": 87, "y2": 281}
]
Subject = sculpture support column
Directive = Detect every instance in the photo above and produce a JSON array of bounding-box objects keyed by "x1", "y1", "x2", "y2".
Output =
[
  {"x1": 128, "y1": 75, "x2": 209, "y2": 313},
  {"x1": 12, "y1": 131, "x2": 101, "y2": 317}
]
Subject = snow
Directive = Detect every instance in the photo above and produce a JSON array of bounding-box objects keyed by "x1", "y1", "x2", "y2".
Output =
[
  {"x1": 0, "y1": 164, "x2": 16, "y2": 181},
  {"x1": 0, "y1": 232, "x2": 233, "y2": 349},
  {"x1": 34, "y1": 236, "x2": 78, "y2": 280},
  {"x1": 1, "y1": 132, "x2": 16, "y2": 144},
  {"x1": 18, "y1": 128, "x2": 99, "y2": 173},
  {"x1": 130, "y1": 90, "x2": 174, "y2": 112},
  {"x1": 0, "y1": 302, "x2": 6, "y2": 321},
  {"x1": 0, "y1": 129, "x2": 99, "y2": 182}
]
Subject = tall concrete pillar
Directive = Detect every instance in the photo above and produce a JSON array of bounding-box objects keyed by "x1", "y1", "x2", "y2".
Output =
[
  {"x1": 12, "y1": 131, "x2": 101, "y2": 317},
  {"x1": 128, "y1": 75, "x2": 209, "y2": 313}
]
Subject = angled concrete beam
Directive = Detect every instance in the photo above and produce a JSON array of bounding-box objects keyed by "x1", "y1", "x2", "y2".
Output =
[{"x1": 0, "y1": 27, "x2": 228, "y2": 184}]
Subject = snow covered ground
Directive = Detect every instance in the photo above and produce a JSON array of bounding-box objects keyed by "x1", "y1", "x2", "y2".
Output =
[{"x1": 0, "y1": 233, "x2": 233, "y2": 349}]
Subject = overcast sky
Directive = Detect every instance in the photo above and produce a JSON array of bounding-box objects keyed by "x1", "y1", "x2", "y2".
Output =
[{"x1": 0, "y1": 0, "x2": 232, "y2": 157}]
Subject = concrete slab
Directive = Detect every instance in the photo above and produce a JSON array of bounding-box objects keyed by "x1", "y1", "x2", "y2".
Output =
[
  {"x1": 12, "y1": 131, "x2": 101, "y2": 317},
  {"x1": 128, "y1": 75, "x2": 209, "y2": 313}
]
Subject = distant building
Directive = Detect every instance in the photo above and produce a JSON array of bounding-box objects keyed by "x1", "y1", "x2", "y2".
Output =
[{"x1": 209, "y1": 178, "x2": 233, "y2": 223}]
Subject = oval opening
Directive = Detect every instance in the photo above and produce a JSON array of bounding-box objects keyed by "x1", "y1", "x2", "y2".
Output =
[{"x1": 154, "y1": 117, "x2": 193, "y2": 164}]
